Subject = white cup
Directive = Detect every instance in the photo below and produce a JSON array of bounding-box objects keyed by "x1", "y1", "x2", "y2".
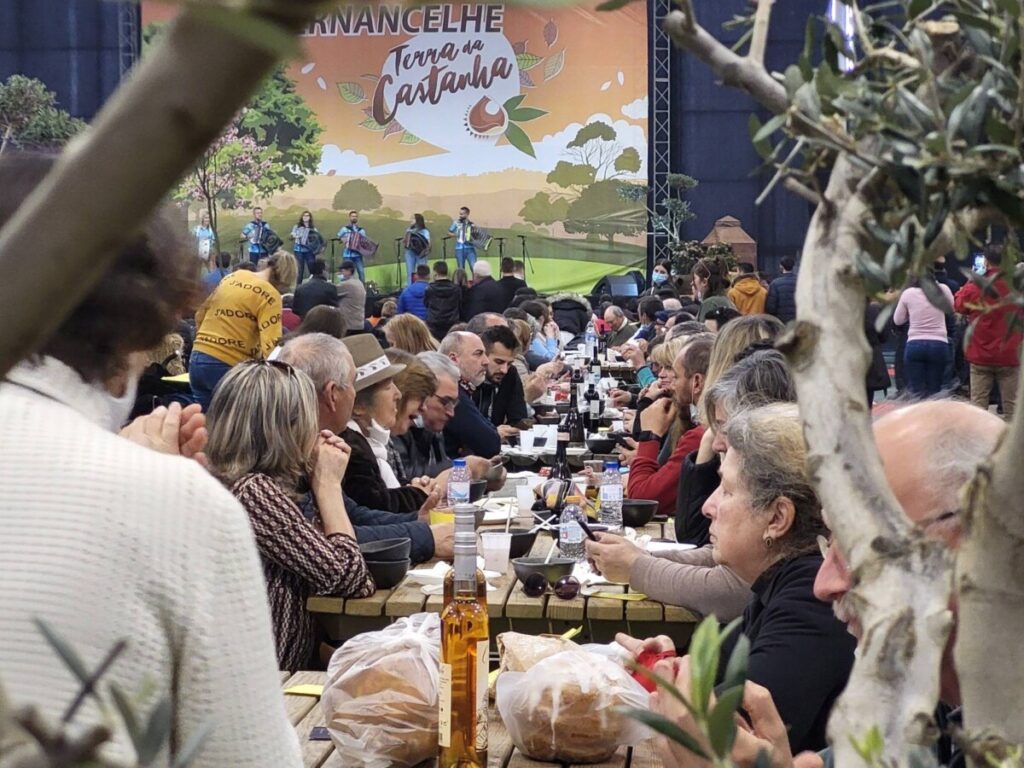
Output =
[
  {"x1": 518, "y1": 429, "x2": 535, "y2": 451},
  {"x1": 544, "y1": 426, "x2": 558, "y2": 449},
  {"x1": 480, "y1": 532, "x2": 512, "y2": 573},
  {"x1": 516, "y1": 484, "x2": 536, "y2": 516}
]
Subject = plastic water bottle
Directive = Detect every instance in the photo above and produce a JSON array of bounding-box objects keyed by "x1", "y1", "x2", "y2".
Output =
[
  {"x1": 559, "y1": 496, "x2": 586, "y2": 562},
  {"x1": 599, "y1": 461, "x2": 623, "y2": 531},
  {"x1": 448, "y1": 459, "x2": 471, "y2": 506},
  {"x1": 584, "y1": 320, "x2": 598, "y2": 359}
]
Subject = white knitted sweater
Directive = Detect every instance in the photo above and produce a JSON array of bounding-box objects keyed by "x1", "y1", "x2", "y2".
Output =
[{"x1": 0, "y1": 358, "x2": 301, "y2": 767}]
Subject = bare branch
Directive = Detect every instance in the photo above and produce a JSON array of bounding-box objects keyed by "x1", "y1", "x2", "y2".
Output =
[
  {"x1": 663, "y1": 8, "x2": 789, "y2": 115},
  {"x1": 748, "y1": 0, "x2": 775, "y2": 68},
  {"x1": 0, "y1": 2, "x2": 325, "y2": 380}
]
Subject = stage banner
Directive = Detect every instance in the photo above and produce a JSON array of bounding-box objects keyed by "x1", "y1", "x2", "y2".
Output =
[{"x1": 143, "y1": 2, "x2": 648, "y2": 294}]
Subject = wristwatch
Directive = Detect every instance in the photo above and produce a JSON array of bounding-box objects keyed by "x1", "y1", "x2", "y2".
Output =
[{"x1": 635, "y1": 430, "x2": 663, "y2": 443}]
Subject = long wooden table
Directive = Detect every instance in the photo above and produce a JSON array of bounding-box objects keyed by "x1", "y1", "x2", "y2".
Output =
[
  {"x1": 308, "y1": 514, "x2": 699, "y2": 652},
  {"x1": 281, "y1": 671, "x2": 664, "y2": 768}
]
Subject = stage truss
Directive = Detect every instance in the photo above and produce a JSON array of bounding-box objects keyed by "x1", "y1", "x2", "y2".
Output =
[
  {"x1": 649, "y1": 0, "x2": 672, "y2": 269},
  {"x1": 118, "y1": 1, "x2": 139, "y2": 77}
]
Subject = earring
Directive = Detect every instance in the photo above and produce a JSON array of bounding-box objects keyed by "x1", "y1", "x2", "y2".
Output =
[{"x1": 763, "y1": 536, "x2": 774, "y2": 549}]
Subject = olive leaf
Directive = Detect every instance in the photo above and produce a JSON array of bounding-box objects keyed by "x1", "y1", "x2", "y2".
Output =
[{"x1": 504, "y1": 122, "x2": 536, "y2": 158}]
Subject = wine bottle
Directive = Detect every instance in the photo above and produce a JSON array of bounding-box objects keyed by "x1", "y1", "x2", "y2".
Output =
[
  {"x1": 439, "y1": 505, "x2": 489, "y2": 768},
  {"x1": 585, "y1": 383, "x2": 600, "y2": 435},
  {"x1": 564, "y1": 388, "x2": 585, "y2": 445},
  {"x1": 551, "y1": 430, "x2": 573, "y2": 482}
]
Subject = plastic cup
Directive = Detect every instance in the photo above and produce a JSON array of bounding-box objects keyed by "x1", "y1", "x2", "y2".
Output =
[
  {"x1": 519, "y1": 429, "x2": 535, "y2": 450},
  {"x1": 516, "y1": 485, "x2": 536, "y2": 516},
  {"x1": 480, "y1": 532, "x2": 512, "y2": 572}
]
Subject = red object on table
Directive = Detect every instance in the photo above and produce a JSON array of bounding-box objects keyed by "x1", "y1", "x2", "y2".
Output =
[{"x1": 631, "y1": 650, "x2": 677, "y2": 692}]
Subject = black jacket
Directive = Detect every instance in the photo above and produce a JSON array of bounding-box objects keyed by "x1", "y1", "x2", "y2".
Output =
[
  {"x1": 496, "y1": 275, "x2": 528, "y2": 310},
  {"x1": 425, "y1": 279, "x2": 462, "y2": 339},
  {"x1": 765, "y1": 272, "x2": 797, "y2": 324},
  {"x1": 473, "y1": 367, "x2": 529, "y2": 428},
  {"x1": 392, "y1": 426, "x2": 452, "y2": 481},
  {"x1": 548, "y1": 293, "x2": 592, "y2": 338},
  {"x1": 721, "y1": 554, "x2": 856, "y2": 753},
  {"x1": 675, "y1": 450, "x2": 719, "y2": 546},
  {"x1": 292, "y1": 275, "x2": 338, "y2": 318},
  {"x1": 462, "y1": 277, "x2": 507, "y2": 321},
  {"x1": 444, "y1": 385, "x2": 501, "y2": 459},
  {"x1": 340, "y1": 427, "x2": 427, "y2": 514}
]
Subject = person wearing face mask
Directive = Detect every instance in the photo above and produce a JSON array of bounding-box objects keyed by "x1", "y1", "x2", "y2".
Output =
[
  {"x1": 642, "y1": 259, "x2": 677, "y2": 298},
  {"x1": 0, "y1": 154, "x2": 304, "y2": 766}
]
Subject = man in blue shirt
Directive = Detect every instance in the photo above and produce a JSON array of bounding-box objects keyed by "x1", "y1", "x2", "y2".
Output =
[
  {"x1": 239, "y1": 206, "x2": 277, "y2": 265},
  {"x1": 201, "y1": 251, "x2": 232, "y2": 295},
  {"x1": 336, "y1": 210, "x2": 368, "y2": 283},
  {"x1": 396, "y1": 264, "x2": 430, "y2": 320},
  {"x1": 448, "y1": 205, "x2": 477, "y2": 272}
]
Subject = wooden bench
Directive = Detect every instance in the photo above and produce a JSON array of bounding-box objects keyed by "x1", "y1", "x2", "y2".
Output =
[{"x1": 282, "y1": 671, "x2": 664, "y2": 768}]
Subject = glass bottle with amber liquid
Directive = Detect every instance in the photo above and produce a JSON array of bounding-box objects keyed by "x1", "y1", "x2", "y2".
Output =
[{"x1": 439, "y1": 505, "x2": 489, "y2": 768}]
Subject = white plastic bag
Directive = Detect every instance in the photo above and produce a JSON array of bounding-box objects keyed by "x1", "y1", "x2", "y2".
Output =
[
  {"x1": 496, "y1": 647, "x2": 650, "y2": 763},
  {"x1": 322, "y1": 613, "x2": 440, "y2": 768}
]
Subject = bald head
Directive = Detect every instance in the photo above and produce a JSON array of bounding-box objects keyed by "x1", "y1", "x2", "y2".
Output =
[{"x1": 874, "y1": 401, "x2": 1004, "y2": 543}]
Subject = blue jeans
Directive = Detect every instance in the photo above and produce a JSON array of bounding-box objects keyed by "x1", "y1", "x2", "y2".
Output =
[
  {"x1": 189, "y1": 351, "x2": 233, "y2": 412},
  {"x1": 345, "y1": 252, "x2": 366, "y2": 282},
  {"x1": 455, "y1": 246, "x2": 476, "y2": 271},
  {"x1": 295, "y1": 248, "x2": 315, "y2": 283},
  {"x1": 405, "y1": 250, "x2": 426, "y2": 284},
  {"x1": 904, "y1": 340, "x2": 948, "y2": 397}
]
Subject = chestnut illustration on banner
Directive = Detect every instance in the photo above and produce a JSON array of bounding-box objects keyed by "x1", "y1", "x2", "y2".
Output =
[{"x1": 466, "y1": 96, "x2": 509, "y2": 139}]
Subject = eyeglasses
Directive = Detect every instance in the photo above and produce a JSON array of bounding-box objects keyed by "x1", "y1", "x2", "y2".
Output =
[
  {"x1": 521, "y1": 573, "x2": 581, "y2": 600},
  {"x1": 431, "y1": 394, "x2": 458, "y2": 413}
]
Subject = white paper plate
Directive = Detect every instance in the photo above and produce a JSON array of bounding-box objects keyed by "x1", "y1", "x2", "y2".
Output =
[{"x1": 406, "y1": 562, "x2": 502, "y2": 585}]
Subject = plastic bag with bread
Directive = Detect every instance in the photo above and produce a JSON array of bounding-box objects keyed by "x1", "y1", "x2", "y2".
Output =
[
  {"x1": 489, "y1": 631, "x2": 576, "y2": 699},
  {"x1": 496, "y1": 646, "x2": 650, "y2": 763},
  {"x1": 322, "y1": 613, "x2": 440, "y2": 768}
]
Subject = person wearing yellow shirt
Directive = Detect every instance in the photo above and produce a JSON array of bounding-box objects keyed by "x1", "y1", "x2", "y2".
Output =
[{"x1": 190, "y1": 251, "x2": 297, "y2": 410}]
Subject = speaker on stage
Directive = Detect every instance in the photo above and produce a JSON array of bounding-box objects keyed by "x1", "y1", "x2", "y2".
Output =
[{"x1": 592, "y1": 274, "x2": 639, "y2": 298}]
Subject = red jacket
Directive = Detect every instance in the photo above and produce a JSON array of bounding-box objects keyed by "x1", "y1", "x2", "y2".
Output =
[
  {"x1": 954, "y1": 271, "x2": 1023, "y2": 367},
  {"x1": 626, "y1": 425, "x2": 705, "y2": 516}
]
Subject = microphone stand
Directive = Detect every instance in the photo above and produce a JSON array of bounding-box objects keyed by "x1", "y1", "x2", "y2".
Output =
[
  {"x1": 495, "y1": 236, "x2": 506, "y2": 259},
  {"x1": 329, "y1": 237, "x2": 340, "y2": 283},
  {"x1": 517, "y1": 234, "x2": 535, "y2": 275},
  {"x1": 442, "y1": 235, "x2": 452, "y2": 267},
  {"x1": 394, "y1": 237, "x2": 404, "y2": 288}
]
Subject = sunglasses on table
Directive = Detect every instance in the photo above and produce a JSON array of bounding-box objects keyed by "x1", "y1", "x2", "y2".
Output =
[{"x1": 521, "y1": 573, "x2": 581, "y2": 599}]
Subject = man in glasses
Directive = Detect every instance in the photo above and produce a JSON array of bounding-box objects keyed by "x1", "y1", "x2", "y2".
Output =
[
  {"x1": 439, "y1": 330, "x2": 501, "y2": 459},
  {"x1": 633, "y1": 400, "x2": 1004, "y2": 768}
]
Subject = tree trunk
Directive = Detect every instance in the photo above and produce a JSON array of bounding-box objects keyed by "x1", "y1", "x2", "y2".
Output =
[
  {"x1": 0, "y1": 3, "x2": 322, "y2": 380},
  {"x1": 956, "y1": 369, "x2": 1024, "y2": 759},
  {"x1": 782, "y1": 155, "x2": 952, "y2": 767}
]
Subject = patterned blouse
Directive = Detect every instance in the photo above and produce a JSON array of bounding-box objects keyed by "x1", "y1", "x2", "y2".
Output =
[{"x1": 230, "y1": 473, "x2": 375, "y2": 671}]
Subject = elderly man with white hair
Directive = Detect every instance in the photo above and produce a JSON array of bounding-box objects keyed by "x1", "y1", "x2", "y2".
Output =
[
  {"x1": 462, "y1": 259, "x2": 507, "y2": 319},
  {"x1": 439, "y1": 330, "x2": 501, "y2": 458},
  {"x1": 604, "y1": 304, "x2": 638, "y2": 347}
]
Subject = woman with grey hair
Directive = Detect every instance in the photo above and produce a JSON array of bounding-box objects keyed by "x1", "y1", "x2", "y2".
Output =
[
  {"x1": 205, "y1": 360, "x2": 374, "y2": 670},
  {"x1": 620, "y1": 404, "x2": 856, "y2": 757}
]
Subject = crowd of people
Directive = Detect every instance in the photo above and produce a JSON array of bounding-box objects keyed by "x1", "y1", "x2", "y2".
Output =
[{"x1": 2, "y1": 151, "x2": 1019, "y2": 767}]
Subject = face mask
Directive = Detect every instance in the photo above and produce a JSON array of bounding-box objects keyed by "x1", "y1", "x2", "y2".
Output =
[
  {"x1": 102, "y1": 373, "x2": 139, "y2": 432},
  {"x1": 413, "y1": 414, "x2": 425, "y2": 429},
  {"x1": 652, "y1": 272, "x2": 668, "y2": 285}
]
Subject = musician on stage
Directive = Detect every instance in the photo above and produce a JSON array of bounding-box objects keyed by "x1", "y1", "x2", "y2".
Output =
[
  {"x1": 289, "y1": 209, "x2": 324, "y2": 284},
  {"x1": 403, "y1": 212, "x2": 431, "y2": 285},
  {"x1": 194, "y1": 210, "x2": 215, "y2": 270},
  {"x1": 448, "y1": 205, "x2": 477, "y2": 271},
  {"x1": 239, "y1": 206, "x2": 278, "y2": 266},
  {"x1": 336, "y1": 210, "x2": 368, "y2": 282}
]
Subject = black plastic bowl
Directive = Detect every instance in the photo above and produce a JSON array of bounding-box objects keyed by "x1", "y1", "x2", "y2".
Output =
[
  {"x1": 586, "y1": 435, "x2": 618, "y2": 454},
  {"x1": 358, "y1": 537, "x2": 411, "y2": 562},
  {"x1": 365, "y1": 558, "x2": 410, "y2": 589},
  {"x1": 622, "y1": 499, "x2": 659, "y2": 528},
  {"x1": 511, "y1": 556, "x2": 575, "y2": 587},
  {"x1": 469, "y1": 479, "x2": 488, "y2": 502},
  {"x1": 507, "y1": 527, "x2": 539, "y2": 559}
]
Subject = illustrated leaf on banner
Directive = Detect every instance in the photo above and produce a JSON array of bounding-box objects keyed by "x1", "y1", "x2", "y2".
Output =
[
  {"x1": 520, "y1": 70, "x2": 536, "y2": 88},
  {"x1": 504, "y1": 94, "x2": 527, "y2": 112},
  {"x1": 338, "y1": 82, "x2": 365, "y2": 103},
  {"x1": 544, "y1": 19, "x2": 558, "y2": 47},
  {"x1": 544, "y1": 50, "x2": 565, "y2": 81},
  {"x1": 509, "y1": 106, "x2": 547, "y2": 122},
  {"x1": 512, "y1": 40, "x2": 528, "y2": 55},
  {"x1": 383, "y1": 120, "x2": 404, "y2": 139},
  {"x1": 600, "y1": 81, "x2": 612, "y2": 91},
  {"x1": 400, "y1": 131, "x2": 421, "y2": 145},
  {"x1": 505, "y1": 122, "x2": 537, "y2": 158},
  {"x1": 362, "y1": 106, "x2": 375, "y2": 118},
  {"x1": 361, "y1": 73, "x2": 380, "y2": 82},
  {"x1": 360, "y1": 117, "x2": 387, "y2": 132},
  {"x1": 596, "y1": 0, "x2": 635, "y2": 9},
  {"x1": 517, "y1": 52, "x2": 544, "y2": 71}
]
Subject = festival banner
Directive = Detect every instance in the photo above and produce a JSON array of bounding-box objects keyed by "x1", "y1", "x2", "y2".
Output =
[{"x1": 143, "y1": 2, "x2": 649, "y2": 293}]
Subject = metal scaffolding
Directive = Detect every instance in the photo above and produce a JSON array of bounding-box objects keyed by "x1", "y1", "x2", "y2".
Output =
[
  {"x1": 649, "y1": 0, "x2": 673, "y2": 269},
  {"x1": 117, "y1": 2, "x2": 139, "y2": 77}
]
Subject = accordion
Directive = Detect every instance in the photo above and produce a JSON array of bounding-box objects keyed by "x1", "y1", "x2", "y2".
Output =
[
  {"x1": 406, "y1": 230, "x2": 431, "y2": 256},
  {"x1": 469, "y1": 226, "x2": 492, "y2": 251},
  {"x1": 306, "y1": 229, "x2": 326, "y2": 255},
  {"x1": 346, "y1": 230, "x2": 379, "y2": 258}
]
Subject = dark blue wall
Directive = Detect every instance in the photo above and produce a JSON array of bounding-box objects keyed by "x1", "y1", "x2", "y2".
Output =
[
  {"x1": 672, "y1": 0, "x2": 821, "y2": 274},
  {"x1": 0, "y1": 0, "x2": 123, "y2": 119}
]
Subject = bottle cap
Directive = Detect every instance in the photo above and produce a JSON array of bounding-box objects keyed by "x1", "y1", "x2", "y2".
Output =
[
  {"x1": 453, "y1": 504, "x2": 477, "y2": 534},
  {"x1": 604, "y1": 460, "x2": 620, "y2": 470},
  {"x1": 453, "y1": 458, "x2": 466, "y2": 467}
]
